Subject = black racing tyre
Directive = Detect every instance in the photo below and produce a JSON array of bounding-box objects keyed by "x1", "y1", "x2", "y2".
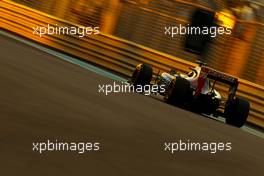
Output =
[
  {"x1": 165, "y1": 77, "x2": 191, "y2": 105},
  {"x1": 225, "y1": 97, "x2": 250, "y2": 127},
  {"x1": 130, "y1": 63, "x2": 153, "y2": 86}
]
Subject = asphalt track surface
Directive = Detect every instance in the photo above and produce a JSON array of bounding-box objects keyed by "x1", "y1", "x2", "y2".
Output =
[{"x1": 1, "y1": 34, "x2": 264, "y2": 176}]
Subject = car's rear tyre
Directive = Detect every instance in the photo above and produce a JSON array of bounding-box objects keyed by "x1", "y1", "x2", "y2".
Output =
[
  {"x1": 165, "y1": 77, "x2": 191, "y2": 105},
  {"x1": 130, "y1": 63, "x2": 153, "y2": 87},
  {"x1": 225, "y1": 97, "x2": 250, "y2": 127}
]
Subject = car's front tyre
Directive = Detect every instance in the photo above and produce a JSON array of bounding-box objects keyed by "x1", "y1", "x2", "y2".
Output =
[{"x1": 130, "y1": 63, "x2": 153, "y2": 87}]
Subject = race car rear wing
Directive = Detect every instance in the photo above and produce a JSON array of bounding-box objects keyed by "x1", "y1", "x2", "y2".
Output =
[
  {"x1": 201, "y1": 66, "x2": 239, "y2": 87},
  {"x1": 193, "y1": 66, "x2": 239, "y2": 100}
]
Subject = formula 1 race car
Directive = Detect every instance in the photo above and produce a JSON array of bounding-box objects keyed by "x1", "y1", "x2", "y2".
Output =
[{"x1": 130, "y1": 61, "x2": 250, "y2": 127}]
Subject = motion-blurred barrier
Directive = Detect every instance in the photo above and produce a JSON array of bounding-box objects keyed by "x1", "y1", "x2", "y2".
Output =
[
  {"x1": 9, "y1": 0, "x2": 264, "y2": 86},
  {"x1": 1, "y1": 0, "x2": 264, "y2": 128},
  {"x1": 120, "y1": 1, "x2": 264, "y2": 85}
]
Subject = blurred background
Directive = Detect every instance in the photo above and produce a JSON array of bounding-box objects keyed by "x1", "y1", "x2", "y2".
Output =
[{"x1": 9, "y1": 0, "x2": 264, "y2": 86}]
